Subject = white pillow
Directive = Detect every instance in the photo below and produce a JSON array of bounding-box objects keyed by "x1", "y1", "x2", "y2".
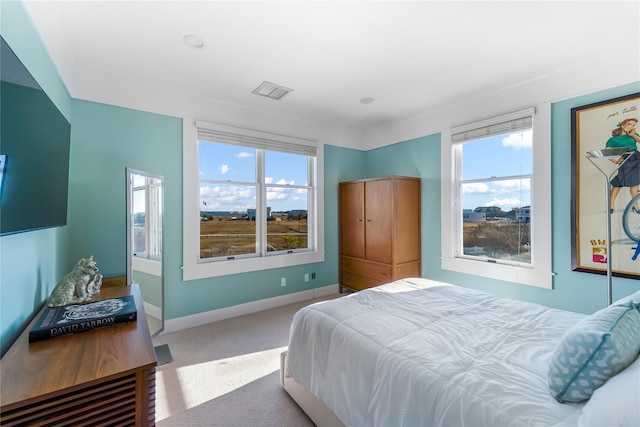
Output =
[{"x1": 578, "y1": 355, "x2": 640, "y2": 427}]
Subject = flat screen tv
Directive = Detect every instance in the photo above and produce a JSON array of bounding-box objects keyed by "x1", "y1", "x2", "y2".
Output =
[{"x1": 1, "y1": 36, "x2": 71, "y2": 236}]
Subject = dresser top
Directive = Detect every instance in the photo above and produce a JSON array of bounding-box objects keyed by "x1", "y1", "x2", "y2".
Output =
[{"x1": 0, "y1": 284, "x2": 157, "y2": 408}]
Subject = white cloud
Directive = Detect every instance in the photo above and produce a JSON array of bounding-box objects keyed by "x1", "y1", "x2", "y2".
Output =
[
  {"x1": 219, "y1": 164, "x2": 230, "y2": 175},
  {"x1": 200, "y1": 180, "x2": 307, "y2": 212},
  {"x1": 502, "y1": 129, "x2": 532, "y2": 149},
  {"x1": 485, "y1": 197, "x2": 527, "y2": 210},
  {"x1": 267, "y1": 190, "x2": 289, "y2": 201},
  {"x1": 493, "y1": 179, "x2": 531, "y2": 191},
  {"x1": 236, "y1": 151, "x2": 254, "y2": 159},
  {"x1": 200, "y1": 184, "x2": 255, "y2": 211},
  {"x1": 462, "y1": 182, "x2": 490, "y2": 194},
  {"x1": 464, "y1": 180, "x2": 530, "y2": 195},
  {"x1": 267, "y1": 185, "x2": 292, "y2": 202},
  {"x1": 266, "y1": 177, "x2": 295, "y2": 185},
  {"x1": 463, "y1": 180, "x2": 530, "y2": 211}
]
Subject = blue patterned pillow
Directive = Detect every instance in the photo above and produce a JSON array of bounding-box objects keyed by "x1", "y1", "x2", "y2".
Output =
[
  {"x1": 548, "y1": 296, "x2": 640, "y2": 403},
  {"x1": 615, "y1": 289, "x2": 640, "y2": 307}
]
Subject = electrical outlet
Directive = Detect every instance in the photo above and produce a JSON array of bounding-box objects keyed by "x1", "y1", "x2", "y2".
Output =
[
  {"x1": 304, "y1": 273, "x2": 309, "y2": 282},
  {"x1": 311, "y1": 272, "x2": 316, "y2": 280},
  {"x1": 281, "y1": 277, "x2": 286, "y2": 287}
]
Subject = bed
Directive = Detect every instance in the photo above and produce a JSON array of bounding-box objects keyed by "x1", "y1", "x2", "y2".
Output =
[{"x1": 281, "y1": 278, "x2": 640, "y2": 427}]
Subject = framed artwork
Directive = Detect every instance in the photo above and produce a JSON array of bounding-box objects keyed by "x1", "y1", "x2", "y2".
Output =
[{"x1": 571, "y1": 92, "x2": 640, "y2": 278}]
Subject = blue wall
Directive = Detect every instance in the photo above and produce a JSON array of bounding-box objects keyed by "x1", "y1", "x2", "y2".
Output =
[
  {"x1": 547, "y1": 87, "x2": 640, "y2": 311},
  {"x1": 68, "y1": 100, "x2": 182, "y2": 279},
  {"x1": 67, "y1": 100, "x2": 352, "y2": 321},
  {"x1": 2, "y1": 0, "x2": 639, "y2": 357},
  {"x1": 0, "y1": 1, "x2": 73, "y2": 355},
  {"x1": 363, "y1": 134, "x2": 443, "y2": 285},
  {"x1": 362, "y1": 87, "x2": 640, "y2": 314}
]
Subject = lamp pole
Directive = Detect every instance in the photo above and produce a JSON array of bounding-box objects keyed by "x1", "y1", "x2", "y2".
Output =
[
  {"x1": 604, "y1": 173, "x2": 613, "y2": 306},
  {"x1": 586, "y1": 148, "x2": 632, "y2": 306}
]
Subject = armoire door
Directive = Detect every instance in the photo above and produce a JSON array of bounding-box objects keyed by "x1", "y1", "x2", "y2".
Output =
[
  {"x1": 394, "y1": 177, "x2": 421, "y2": 264},
  {"x1": 365, "y1": 178, "x2": 393, "y2": 263},
  {"x1": 340, "y1": 181, "x2": 365, "y2": 258}
]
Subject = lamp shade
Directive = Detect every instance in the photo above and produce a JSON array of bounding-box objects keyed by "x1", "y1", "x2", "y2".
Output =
[{"x1": 587, "y1": 148, "x2": 631, "y2": 158}]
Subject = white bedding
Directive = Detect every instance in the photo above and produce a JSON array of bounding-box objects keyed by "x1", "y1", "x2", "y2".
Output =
[{"x1": 286, "y1": 278, "x2": 587, "y2": 427}]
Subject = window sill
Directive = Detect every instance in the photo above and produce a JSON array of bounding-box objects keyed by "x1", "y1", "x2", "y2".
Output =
[
  {"x1": 441, "y1": 256, "x2": 551, "y2": 289},
  {"x1": 183, "y1": 250, "x2": 325, "y2": 280}
]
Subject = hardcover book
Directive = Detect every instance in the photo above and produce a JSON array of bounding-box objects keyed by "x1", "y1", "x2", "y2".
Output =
[{"x1": 29, "y1": 295, "x2": 137, "y2": 342}]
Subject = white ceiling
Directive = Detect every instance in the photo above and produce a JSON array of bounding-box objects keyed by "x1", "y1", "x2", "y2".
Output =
[{"x1": 23, "y1": 1, "x2": 640, "y2": 138}]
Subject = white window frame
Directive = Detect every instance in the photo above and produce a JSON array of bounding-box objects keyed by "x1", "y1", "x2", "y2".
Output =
[
  {"x1": 133, "y1": 176, "x2": 163, "y2": 261},
  {"x1": 183, "y1": 119, "x2": 325, "y2": 280},
  {"x1": 441, "y1": 105, "x2": 552, "y2": 289},
  {"x1": 199, "y1": 143, "x2": 314, "y2": 260}
]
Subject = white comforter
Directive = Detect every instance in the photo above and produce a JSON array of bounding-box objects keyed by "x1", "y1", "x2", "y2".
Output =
[{"x1": 286, "y1": 278, "x2": 586, "y2": 427}]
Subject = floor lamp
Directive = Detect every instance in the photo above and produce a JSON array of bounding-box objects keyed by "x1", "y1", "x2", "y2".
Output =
[{"x1": 586, "y1": 147, "x2": 632, "y2": 306}]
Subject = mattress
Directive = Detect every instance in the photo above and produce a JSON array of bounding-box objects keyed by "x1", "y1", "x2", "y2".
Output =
[{"x1": 286, "y1": 278, "x2": 587, "y2": 427}]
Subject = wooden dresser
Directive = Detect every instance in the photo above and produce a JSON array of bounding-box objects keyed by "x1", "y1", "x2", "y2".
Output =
[
  {"x1": 0, "y1": 284, "x2": 157, "y2": 426},
  {"x1": 339, "y1": 176, "x2": 421, "y2": 292}
]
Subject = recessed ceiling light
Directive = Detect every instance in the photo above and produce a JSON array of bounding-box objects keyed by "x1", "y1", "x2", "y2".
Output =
[
  {"x1": 360, "y1": 97, "x2": 375, "y2": 104},
  {"x1": 183, "y1": 35, "x2": 205, "y2": 49}
]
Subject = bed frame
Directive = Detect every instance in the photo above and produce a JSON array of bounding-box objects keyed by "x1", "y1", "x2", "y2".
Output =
[{"x1": 280, "y1": 351, "x2": 346, "y2": 427}]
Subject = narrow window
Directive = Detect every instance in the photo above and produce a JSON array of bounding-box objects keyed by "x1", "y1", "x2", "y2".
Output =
[
  {"x1": 441, "y1": 107, "x2": 552, "y2": 289},
  {"x1": 264, "y1": 150, "x2": 312, "y2": 254},
  {"x1": 132, "y1": 174, "x2": 163, "y2": 260},
  {"x1": 199, "y1": 142, "x2": 258, "y2": 260},
  {"x1": 456, "y1": 117, "x2": 532, "y2": 264}
]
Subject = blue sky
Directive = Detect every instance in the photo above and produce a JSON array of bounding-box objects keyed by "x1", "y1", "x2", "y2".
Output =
[
  {"x1": 197, "y1": 130, "x2": 532, "y2": 213},
  {"x1": 199, "y1": 141, "x2": 309, "y2": 212},
  {"x1": 461, "y1": 130, "x2": 532, "y2": 211}
]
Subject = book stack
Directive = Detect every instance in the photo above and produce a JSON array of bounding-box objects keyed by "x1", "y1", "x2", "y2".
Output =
[{"x1": 29, "y1": 295, "x2": 137, "y2": 342}]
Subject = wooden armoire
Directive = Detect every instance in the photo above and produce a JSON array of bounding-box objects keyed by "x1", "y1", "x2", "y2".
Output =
[{"x1": 339, "y1": 176, "x2": 421, "y2": 292}]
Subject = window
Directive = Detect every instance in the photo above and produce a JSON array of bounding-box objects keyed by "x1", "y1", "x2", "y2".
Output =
[
  {"x1": 458, "y1": 114, "x2": 532, "y2": 263},
  {"x1": 131, "y1": 174, "x2": 163, "y2": 260},
  {"x1": 441, "y1": 107, "x2": 552, "y2": 289},
  {"x1": 183, "y1": 120, "x2": 324, "y2": 280},
  {"x1": 198, "y1": 141, "x2": 312, "y2": 260}
]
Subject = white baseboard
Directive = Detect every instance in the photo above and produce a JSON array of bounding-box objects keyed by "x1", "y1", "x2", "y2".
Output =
[
  {"x1": 143, "y1": 301, "x2": 161, "y2": 320},
  {"x1": 162, "y1": 283, "x2": 339, "y2": 335}
]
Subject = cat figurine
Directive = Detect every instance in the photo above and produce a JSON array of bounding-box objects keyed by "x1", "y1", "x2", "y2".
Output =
[{"x1": 48, "y1": 256, "x2": 103, "y2": 307}]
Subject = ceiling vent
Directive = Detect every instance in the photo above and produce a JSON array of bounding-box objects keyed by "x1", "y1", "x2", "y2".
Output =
[{"x1": 252, "y1": 81, "x2": 293, "y2": 100}]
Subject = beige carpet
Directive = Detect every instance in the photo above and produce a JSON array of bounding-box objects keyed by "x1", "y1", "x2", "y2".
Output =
[{"x1": 152, "y1": 293, "x2": 339, "y2": 426}]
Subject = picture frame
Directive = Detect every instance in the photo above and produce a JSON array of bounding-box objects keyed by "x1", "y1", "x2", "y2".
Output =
[{"x1": 571, "y1": 92, "x2": 640, "y2": 279}]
